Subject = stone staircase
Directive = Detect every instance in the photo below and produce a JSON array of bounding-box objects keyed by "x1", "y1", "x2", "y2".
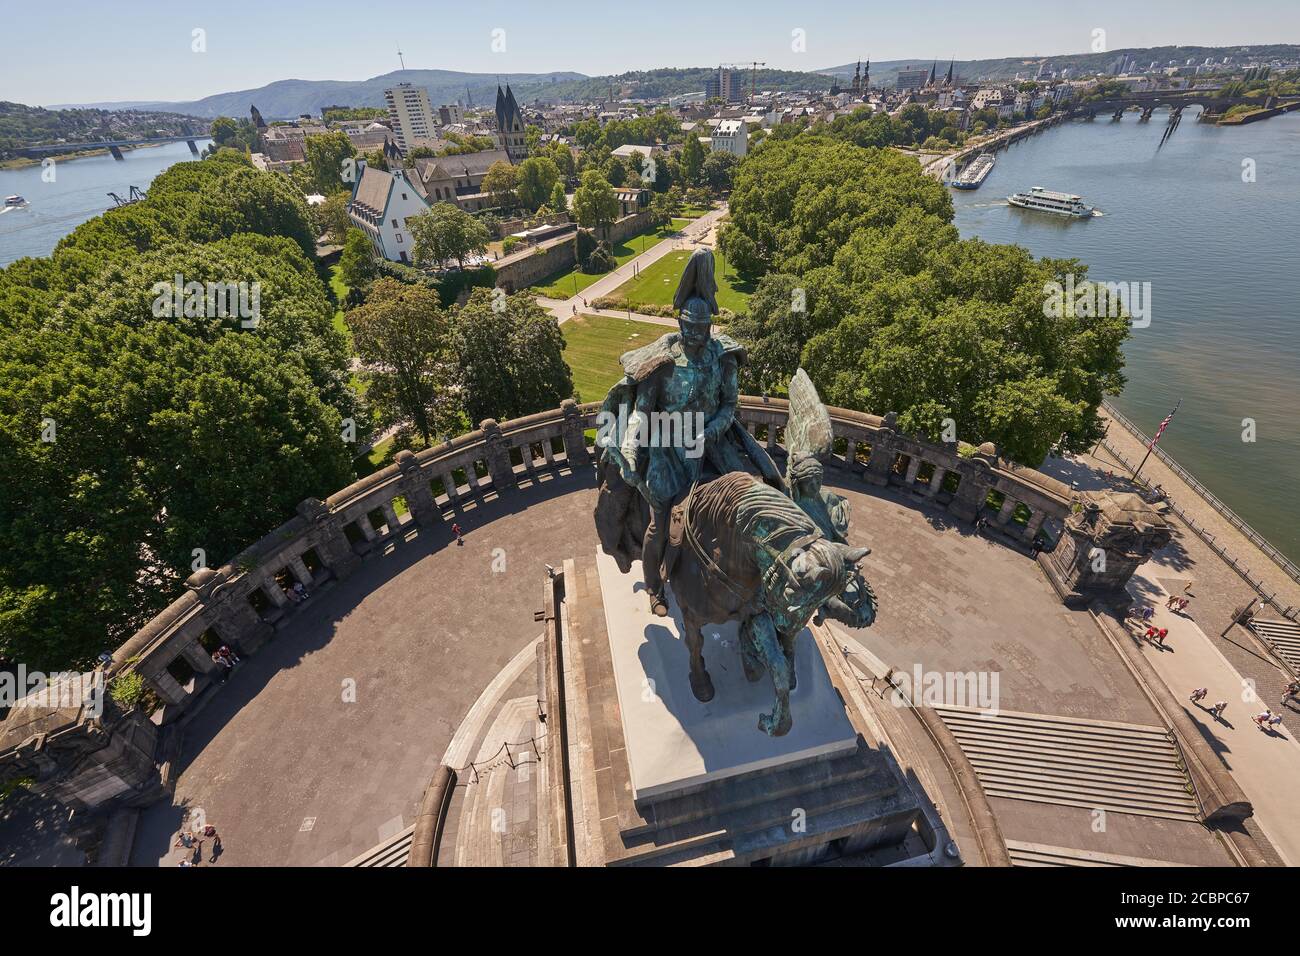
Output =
[
  {"x1": 935, "y1": 705, "x2": 1199, "y2": 822},
  {"x1": 1249, "y1": 617, "x2": 1300, "y2": 673},
  {"x1": 345, "y1": 824, "x2": 414, "y2": 867},
  {"x1": 1005, "y1": 840, "x2": 1192, "y2": 867}
]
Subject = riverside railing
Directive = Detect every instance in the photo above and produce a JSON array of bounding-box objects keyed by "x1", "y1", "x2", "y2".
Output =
[
  {"x1": 1101, "y1": 400, "x2": 1300, "y2": 618},
  {"x1": 90, "y1": 398, "x2": 1073, "y2": 736}
]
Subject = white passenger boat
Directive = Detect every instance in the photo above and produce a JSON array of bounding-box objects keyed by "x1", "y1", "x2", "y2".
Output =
[{"x1": 1006, "y1": 186, "x2": 1094, "y2": 217}]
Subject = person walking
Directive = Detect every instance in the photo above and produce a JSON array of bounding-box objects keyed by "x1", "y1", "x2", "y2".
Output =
[
  {"x1": 1254, "y1": 709, "x2": 1274, "y2": 731},
  {"x1": 1282, "y1": 681, "x2": 1300, "y2": 707},
  {"x1": 1154, "y1": 627, "x2": 1168, "y2": 647},
  {"x1": 1211, "y1": 700, "x2": 1228, "y2": 720},
  {"x1": 451, "y1": 522, "x2": 464, "y2": 546},
  {"x1": 1189, "y1": 687, "x2": 1208, "y2": 705}
]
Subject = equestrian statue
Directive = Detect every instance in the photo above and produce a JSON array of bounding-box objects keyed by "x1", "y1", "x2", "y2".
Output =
[{"x1": 593, "y1": 247, "x2": 877, "y2": 736}]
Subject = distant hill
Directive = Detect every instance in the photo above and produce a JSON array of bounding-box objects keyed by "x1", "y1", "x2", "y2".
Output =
[
  {"x1": 52, "y1": 66, "x2": 836, "y2": 119},
  {"x1": 53, "y1": 69, "x2": 589, "y2": 120},
  {"x1": 818, "y1": 44, "x2": 1300, "y2": 86},
  {"x1": 0, "y1": 101, "x2": 209, "y2": 159}
]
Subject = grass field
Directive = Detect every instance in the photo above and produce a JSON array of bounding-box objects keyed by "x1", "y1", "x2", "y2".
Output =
[
  {"x1": 603, "y1": 245, "x2": 754, "y2": 313},
  {"x1": 529, "y1": 218, "x2": 694, "y2": 299},
  {"x1": 561, "y1": 313, "x2": 669, "y2": 404}
]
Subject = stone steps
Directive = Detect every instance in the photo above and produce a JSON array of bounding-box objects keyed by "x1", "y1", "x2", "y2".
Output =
[
  {"x1": 935, "y1": 705, "x2": 1200, "y2": 822},
  {"x1": 1006, "y1": 839, "x2": 1193, "y2": 867},
  {"x1": 345, "y1": 824, "x2": 414, "y2": 867},
  {"x1": 1249, "y1": 617, "x2": 1300, "y2": 673}
]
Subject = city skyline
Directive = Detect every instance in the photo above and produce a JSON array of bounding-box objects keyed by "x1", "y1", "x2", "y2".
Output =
[{"x1": 5, "y1": 0, "x2": 1300, "y2": 107}]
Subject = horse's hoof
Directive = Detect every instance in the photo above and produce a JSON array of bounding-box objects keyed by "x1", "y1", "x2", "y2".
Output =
[
  {"x1": 758, "y1": 711, "x2": 793, "y2": 737},
  {"x1": 690, "y1": 669, "x2": 714, "y2": 702},
  {"x1": 650, "y1": 594, "x2": 669, "y2": 617}
]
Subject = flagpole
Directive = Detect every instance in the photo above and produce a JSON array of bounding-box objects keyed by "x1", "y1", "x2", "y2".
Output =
[{"x1": 1132, "y1": 398, "x2": 1180, "y2": 482}]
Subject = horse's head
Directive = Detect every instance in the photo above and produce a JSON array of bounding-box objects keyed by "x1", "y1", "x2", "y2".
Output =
[{"x1": 777, "y1": 540, "x2": 870, "y2": 633}]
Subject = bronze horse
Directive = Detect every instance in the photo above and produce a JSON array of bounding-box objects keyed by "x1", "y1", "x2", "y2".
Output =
[{"x1": 665, "y1": 471, "x2": 869, "y2": 736}]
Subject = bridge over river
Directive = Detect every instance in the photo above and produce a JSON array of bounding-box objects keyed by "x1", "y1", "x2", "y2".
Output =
[{"x1": 14, "y1": 135, "x2": 212, "y2": 161}]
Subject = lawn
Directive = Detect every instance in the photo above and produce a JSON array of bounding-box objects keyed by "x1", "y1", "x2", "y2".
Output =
[
  {"x1": 328, "y1": 264, "x2": 351, "y2": 340},
  {"x1": 603, "y1": 245, "x2": 754, "y2": 313},
  {"x1": 561, "y1": 313, "x2": 670, "y2": 405},
  {"x1": 529, "y1": 219, "x2": 694, "y2": 299}
]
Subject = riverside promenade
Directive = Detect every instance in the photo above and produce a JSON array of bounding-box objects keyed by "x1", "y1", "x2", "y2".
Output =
[{"x1": 1041, "y1": 404, "x2": 1300, "y2": 863}]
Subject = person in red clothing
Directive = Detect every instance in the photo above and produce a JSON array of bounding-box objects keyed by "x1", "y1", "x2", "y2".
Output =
[
  {"x1": 451, "y1": 522, "x2": 464, "y2": 546},
  {"x1": 1153, "y1": 627, "x2": 1168, "y2": 647}
]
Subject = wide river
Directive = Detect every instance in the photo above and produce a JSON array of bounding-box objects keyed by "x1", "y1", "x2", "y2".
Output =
[
  {"x1": 950, "y1": 110, "x2": 1300, "y2": 564},
  {"x1": 0, "y1": 140, "x2": 210, "y2": 267}
]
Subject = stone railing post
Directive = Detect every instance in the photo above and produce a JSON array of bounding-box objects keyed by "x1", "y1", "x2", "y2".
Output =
[
  {"x1": 561, "y1": 399, "x2": 590, "y2": 467},
  {"x1": 480, "y1": 419, "x2": 517, "y2": 491},
  {"x1": 949, "y1": 444, "x2": 998, "y2": 523},
  {"x1": 179, "y1": 639, "x2": 217, "y2": 676},
  {"x1": 297, "y1": 498, "x2": 360, "y2": 582},
  {"x1": 187, "y1": 567, "x2": 275, "y2": 655},
  {"x1": 864, "y1": 413, "x2": 899, "y2": 487}
]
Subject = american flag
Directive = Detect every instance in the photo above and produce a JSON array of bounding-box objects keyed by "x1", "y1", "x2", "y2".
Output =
[{"x1": 1149, "y1": 400, "x2": 1181, "y2": 449}]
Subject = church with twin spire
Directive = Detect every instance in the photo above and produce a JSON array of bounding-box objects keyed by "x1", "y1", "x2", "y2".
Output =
[{"x1": 495, "y1": 83, "x2": 527, "y2": 164}]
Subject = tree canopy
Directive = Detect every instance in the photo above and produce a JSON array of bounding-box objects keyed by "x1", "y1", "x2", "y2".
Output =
[
  {"x1": 721, "y1": 136, "x2": 1128, "y2": 466},
  {"x1": 0, "y1": 153, "x2": 355, "y2": 669}
]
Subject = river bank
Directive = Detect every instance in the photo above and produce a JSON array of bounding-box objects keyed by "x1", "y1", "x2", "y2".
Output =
[{"x1": 0, "y1": 140, "x2": 178, "y2": 169}]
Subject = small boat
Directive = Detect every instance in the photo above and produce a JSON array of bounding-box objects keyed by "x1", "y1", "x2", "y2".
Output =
[
  {"x1": 1007, "y1": 186, "x2": 1094, "y2": 217},
  {"x1": 952, "y1": 153, "x2": 995, "y2": 189},
  {"x1": 4, "y1": 195, "x2": 27, "y2": 207}
]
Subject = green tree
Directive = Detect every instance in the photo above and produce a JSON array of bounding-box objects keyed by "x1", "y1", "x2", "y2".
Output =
[
  {"x1": 724, "y1": 136, "x2": 1128, "y2": 465},
  {"x1": 452, "y1": 289, "x2": 574, "y2": 424},
  {"x1": 346, "y1": 278, "x2": 461, "y2": 445},
  {"x1": 313, "y1": 190, "x2": 352, "y2": 244},
  {"x1": 408, "y1": 202, "x2": 490, "y2": 270},
  {"x1": 303, "y1": 130, "x2": 357, "y2": 195},
  {"x1": 572, "y1": 169, "x2": 619, "y2": 241},
  {"x1": 700, "y1": 151, "x2": 738, "y2": 195},
  {"x1": 550, "y1": 180, "x2": 569, "y2": 214},
  {"x1": 517, "y1": 156, "x2": 561, "y2": 211},
  {"x1": 680, "y1": 132, "x2": 705, "y2": 185},
  {"x1": 338, "y1": 227, "x2": 377, "y2": 291},
  {"x1": 481, "y1": 160, "x2": 519, "y2": 209}
]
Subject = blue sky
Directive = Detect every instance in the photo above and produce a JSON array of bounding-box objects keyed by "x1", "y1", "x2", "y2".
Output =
[{"x1": 4, "y1": 0, "x2": 1298, "y2": 106}]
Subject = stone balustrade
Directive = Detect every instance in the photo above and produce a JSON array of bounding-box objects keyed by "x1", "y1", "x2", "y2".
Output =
[{"x1": 98, "y1": 397, "x2": 1070, "y2": 732}]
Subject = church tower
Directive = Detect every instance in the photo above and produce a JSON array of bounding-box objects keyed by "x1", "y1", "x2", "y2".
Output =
[
  {"x1": 495, "y1": 84, "x2": 527, "y2": 164},
  {"x1": 851, "y1": 61, "x2": 861, "y2": 96}
]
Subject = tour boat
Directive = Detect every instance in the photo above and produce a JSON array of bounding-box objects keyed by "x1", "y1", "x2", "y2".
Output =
[
  {"x1": 4, "y1": 195, "x2": 27, "y2": 207},
  {"x1": 952, "y1": 153, "x2": 995, "y2": 189},
  {"x1": 1006, "y1": 186, "x2": 1094, "y2": 217}
]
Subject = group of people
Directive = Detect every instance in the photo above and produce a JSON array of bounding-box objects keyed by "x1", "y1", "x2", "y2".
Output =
[
  {"x1": 285, "y1": 580, "x2": 310, "y2": 604},
  {"x1": 1188, "y1": 687, "x2": 1230, "y2": 720},
  {"x1": 174, "y1": 822, "x2": 222, "y2": 866},
  {"x1": 1142, "y1": 624, "x2": 1170, "y2": 647},
  {"x1": 210, "y1": 644, "x2": 240, "y2": 682}
]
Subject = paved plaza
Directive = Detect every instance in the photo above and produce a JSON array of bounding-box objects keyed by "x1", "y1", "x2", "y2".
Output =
[{"x1": 125, "y1": 455, "x2": 1216, "y2": 866}]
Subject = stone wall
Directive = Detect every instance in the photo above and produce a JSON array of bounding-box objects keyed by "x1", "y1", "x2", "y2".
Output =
[{"x1": 494, "y1": 236, "x2": 577, "y2": 293}]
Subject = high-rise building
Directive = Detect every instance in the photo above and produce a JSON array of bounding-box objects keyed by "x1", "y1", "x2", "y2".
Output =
[
  {"x1": 896, "y1": 67, "x2": 929, "y2": 91},
  {"x1": 495, "y1": 84, "x2": 527, "y2": 164},
  {"x1": 383, "y1": 83, "x2": 436, "y2": 151}
]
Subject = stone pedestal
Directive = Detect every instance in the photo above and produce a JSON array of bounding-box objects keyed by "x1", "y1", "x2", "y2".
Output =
[
  {"x1": 1043, "y1": 490, "x2": 1173, "y2": 604},
  {"x1": 556, "y1": 553, "x2": 920, "y2": 866}
]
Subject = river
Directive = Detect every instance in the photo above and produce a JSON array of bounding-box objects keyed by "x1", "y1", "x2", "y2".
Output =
[
  {"x1": 0, "y1": 140, "x2": 211, "y2": 267},
  {"x1": 950, "y1": 110, "x2": 1300, "y2": 564}
]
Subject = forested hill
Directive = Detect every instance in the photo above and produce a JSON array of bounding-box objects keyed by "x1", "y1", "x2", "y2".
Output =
[
  {"x1": 0, "y1": 101, "x2": 209, "y2": 158},
  {"x1": 54, "y1": 66, "x2": 835, "y2": 119}
]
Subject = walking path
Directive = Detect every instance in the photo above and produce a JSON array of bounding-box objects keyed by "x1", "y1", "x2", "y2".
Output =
[
  {"x1": 1127, "y1": 563, "x2": 1300, "y2": 865},
  {"x1": 541, "y1": 205, "x2": 727, "y2": 325}
]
